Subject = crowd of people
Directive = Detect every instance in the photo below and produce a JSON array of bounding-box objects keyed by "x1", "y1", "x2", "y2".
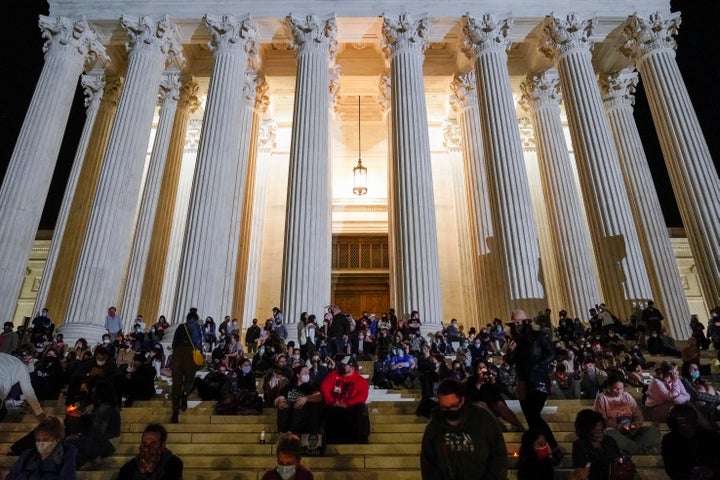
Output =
[{"x1": 2, "y1": 301, "x2": 720, "y2": 480}]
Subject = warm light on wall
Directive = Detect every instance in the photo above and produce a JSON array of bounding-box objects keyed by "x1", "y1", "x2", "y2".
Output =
[{"x1": 353, "y1": 96, "x2": 367, "y2": 196}]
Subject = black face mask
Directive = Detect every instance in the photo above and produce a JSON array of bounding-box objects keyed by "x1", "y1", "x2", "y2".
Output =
[
  {"x1": 440, "y1": 408, "x2": 463, "y2": 422},
  {"x1": 337, "y1": 366, "x2": 347, "y2": 375}
]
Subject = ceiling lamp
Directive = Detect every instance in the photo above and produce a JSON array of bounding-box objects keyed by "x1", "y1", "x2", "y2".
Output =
[{"x1": 353, "y1": 96, "x2": 367, "y2": 196}]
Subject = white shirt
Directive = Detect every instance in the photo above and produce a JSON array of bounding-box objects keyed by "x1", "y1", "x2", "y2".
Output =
[{"x1": 0, "y1": 353, "x2": 42, "y2": 416}]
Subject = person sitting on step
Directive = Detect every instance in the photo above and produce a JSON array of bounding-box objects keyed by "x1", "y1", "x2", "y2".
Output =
[
  {"x1": 320, "y1": 356, "x2": 369, "y2": 444},
  {"x1": 117, "y1": 422, "x2": 183, "y2": 480}
]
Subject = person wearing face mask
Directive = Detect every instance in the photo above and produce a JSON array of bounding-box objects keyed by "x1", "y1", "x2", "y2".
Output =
[
  {"x1": 275, "y1": 365, "x2": 323, "y2": 434},
  {"x1": 679, "y1": 361, "x2": 720, "y2": 429},
  {"x1": 121, "y1": 354, "x2": 157, "y2": 407},
  {"x1": 8, "y1": 416, "x2": 76, "y2": 480},
  {"x1": 30, "y1": 348, "x2": 64, "y2": 401},
  {"x1": 261, "y1": 433, "x2": 314, "y2": 480},
  {"x1": 646, "y1": 361, "x2": 691, "y2": 423},
  {"x1": 307, "y1": 354, "x2": 329, "y2": 388},
  {"x1": 320, "y1": 356, "x2": 369, "y2": 444},
  {"x1": 571, "y1": 409, "x2": 626, "y2": 480},
  {"x1": 662, "y1": 404, "x2": 720, "y2": 480},
  {"x1": 420, "y1": 378, "x2": 507, "y2": 480},
  {"x1": 1, "y1": 322, "x2": 19, "y2": 354},
  {"x1": 104, "y1": 306, "x2": 122, "y2": 339},
  {"x1": 387, "y1": 345, "x2": 417, "y2": 389},
  {"x1": 516, "y1": 430, "x2": 555, "y2": 480},
  {"x1": 117, "y1": 423, "x2": 183, "y2": 480},
  {"x1": 215, "y1": 357, "x2": 263, "y2": 415}
]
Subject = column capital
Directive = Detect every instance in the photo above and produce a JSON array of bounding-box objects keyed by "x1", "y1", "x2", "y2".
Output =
[
  {"x1": 287, "y1": 14, "x2": 337, "y2": 57},
  {"x1": 177, "y1": 75, "x2": 201, "y2": 114},
  {"x1": 442, "y1": 119, "x2": 462, "y2": 152},
  {"x1": 121, "y1": 15, "x2": 185, "y2": 67},
  {"x1": 378, "y1": 73, "x2": 391, "y2": 115},
  {"x1": 204, "y1": 14, "x2": 258, "y2": 58},
  {"x1": 599, "y1": 67, "x2": 639, "y2": 112},
  {"x1": 159, "y1": 72, "x2": 181, "y2": 105},
  {"x1": 381, "y1": 13, "x2": 429, "y2": 56},
  {"x1": 80, "y1": 71, "x2": 105, "y2": 110},
  {"x1": 540, "y1": 13, "x2": 595, "y2": 60},
  {"x1": 39, "y1": 15, "x2": 109, "y2": 67},
  {"x1": 621, "y1": 12, "x2": 681, "y2": 61},
  {"x1": 254, "y1": 75, "x2": 270, "y2": 114},
  {"x1": 518, "y1": 117, "x2": 536, "y2": 152},
  {"x1": 519, "y1": 69, "x2": 561, "y2": 113},
  {"x1": 258, "y1": 119, "x2": 277, "y2": 152},
  {"x1": 184, "y1": 118, "x2": 202, "y2": 151},
  {"x1": 461, "y1": 13, "x2": 512, "y2": 58},
  {"x1": 449, "y1": 70, "x2": 478, "y2": 112},
  {"x1": 329, "y1": 63, "x2": 342, "y2": 112}
]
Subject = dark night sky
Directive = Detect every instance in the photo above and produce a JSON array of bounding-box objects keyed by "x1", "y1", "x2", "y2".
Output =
[{"x1": 1, "y1": 1, "x2": 718, "y2": 231}]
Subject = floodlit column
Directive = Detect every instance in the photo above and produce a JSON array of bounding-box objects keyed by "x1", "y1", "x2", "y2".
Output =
[
  {"x1": 379, "y1": 73, "x2": 398, "y2": 310},
  {"x1": 519, "y1": 69, "x2": 602, "y2": 319},
  {"x1": 540, "y1": 13, "x2": 653, "y2": 316},
  {"x1": 280, "y1": 14, "x2": 336, "y2": 330},
  {"x1": 33, "y1": 71, "x2": 107, "y2": 316},
  {"x1": 622, "y1": 12, "x2": 720, "y2": 311},
  {"x1": 442, "y1": 120, "x2": 479, "y2": 324},
  {"x1": 449, "y1": 70, "x2": 503, "y2": 322},
  {"x1": 240, "y1": 118, "x2": 275, "y2": 325},
  {"x1": 120, "y1": 73, "x2": 180, "y2": 328},
  {"x1": 463, "y1": 13, "x2": 545, "y2": 315},
  {"x1": 44, "y1": 77, "x2": 121, "y2": 322},
  {"x1": 0, "y1": 16, "x2": 106, "y2": 324},
  {"x1": 63, "y1": 15, "x2": 184, "y2": 341},
  {"x1": 382, "y1": 13, "x2": 444, "y2": 328},
  {"x1": 173, "y1": 15, "x2": 257, "y2": 323},
  {"x1": 136, "y1": 76, "x2": 200, "y2": 323}
]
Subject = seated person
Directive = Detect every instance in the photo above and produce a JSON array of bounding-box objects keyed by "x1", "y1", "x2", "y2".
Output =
[
  {"x1": 216, "y1": 358, "x2": 263, "y2": 415},
  {"x1": 275, "y1": 365, "x2": 323, "y2": 434},
  {"x1": 594, "y1": 372, "x2": 661, "y2": 455},
  {"x1": 118, "y1": 423, "x2": 183, "y2": 480},
  {"x1": 578, "y1": 358, "x2": 608, "y2": 400},
  {"x1": 263, "y1": 354, "x2": 293, "y2": 407},
  {"x1": 466, "y1": 361, "x2": 525, "y2": 432},
  {"x1": 320, "y1": 356, "x2": 369, "y2": 444},
  {"x1": 550, "y1": 362, "x2": 578, "y2": 399},
  {"x1": 224, "y1": 333, "x2": 243, "y2": 369},
  {"x1": 624, "y1": 361, "x2": 647, "y2": 388},
  {"x1": 516, "y1": 429, "x2": 555, "y2": 480},
  {"x1": 680, "y1": 361, "x2": 720, "y2": 429},
  {"x1": 571, "y1": 409, "x2": 626, "y2": 480},
  {"x1": 65, "y1": 346, "x2": 118, "y2": 406},
  {"x1": 307, "y1": 353, "x2": 329, "y2": 389},
  {"x1": 30, "y1": 348, "x2": 64, "y2": 401},
  {"x1": 261, "y1": 433, "x2": 314, "y2": 480},
  {"x1": 251, "y1": 345, "x2": 273, "y2": 375},
  {"x1": 350, "y1": 332, "x2": 374, "y2": 361},
  {"x1": 646, "y1": 361, "x2": 690, "y2": 423},
  {"x1": 646, "y1": 330, "x2": 681, "y2": 357},
  {"x1": 387, "y1": 345, "x2": 417, "y2": 388},
  {"x1": 8, "y1": 416, "x2": 76, "y2": 480},
  {"x1": 195, "y1": 363, "x2": 230, "y2": 401},
  {"x1": 121, "y1": 354, "x2": 157, "y2": 407},
  {"x1": 680, "y1": 337, "x2": 701, "y2": 366},
  {"x1": 661, "y1": 404, "x2": 720, "y2": 480}
]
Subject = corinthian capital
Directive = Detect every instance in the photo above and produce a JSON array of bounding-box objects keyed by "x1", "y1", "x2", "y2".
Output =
[
  {"x1": 177, "y1": 75, "x2": 201, "y2": 114},
  {"x1": 518, "y1": 117, "x2": 536, "y2": 152},
  {"x1": 449, "y1": 70, "x2": 477, "y2": 112},
  {"x1": 102, "y1": 76, "x2": 122, "y2": 106},
  {"x1": 287, "y1": 14, "x2": 338, "y2": 58},
  {"x1": 204, "y1": 15, "x2": 258, "y2": 58},
  {"x1": 378, "y1": 73, "x2": 391, "y2": 115},
  {"x1": 80, "y1": 71, "x2": 105, "y2": 109},
  {"x1": 381, "y1": 13, "x2": 429, "y2": 55},
  {"x1": 540, "y1": 13, "x2": 595, "y2": 60},
  {"x1": 159, "y1": 72, "x2": 181, "y2": 105},
  {"x1": 461, "y1": 14, "x2": 512, "y2": 58},
  {"x1": 254, "y1": 76, "x2": 270, "y2": 113},
  {"x1": 621, "y1": 12, "x2": 680, "y2": 61},
  {"x1": 442, "y1": 120, "x2": 462, "y2": 151},
  {"x1": 39, "y1": 15, "x2": 109, "y2": 67},
  {"x1": 599, "y1": 67, "x2": 639, "y2": 111},
  {"x1": 519, "y1": 69, "x2": 561, "y2": 113},
  {"x1": 121, "y1": 15, "x2": 185, "y2": 67}
]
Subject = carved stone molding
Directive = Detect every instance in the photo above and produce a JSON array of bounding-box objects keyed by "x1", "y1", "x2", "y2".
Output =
[
  {"x1": 177, "y1": 75, "x2": 200, "y2": 114},
  {"x1": 461, "y1": 13, "x2": 512, "y2": 58},
  {"x1": 158, "y1": 72, "x2": 181, "y2": 104},
  {"x1": 540, "y1": 13, "x2": 595, "y2": 60},
  {"x1": 378, "y1": 73, "x2": 391, "y2": 114},
  {"x1": 449, "y1": 70, "x2": 477, "y2": 112},
  {"x1": 518, "y1": 117, "x2": 536, "y2": 151},
  {"x1": 204, "y1": 14, "x2": 258, "y2": 58},
  {"x1": 442, "y1": 119, "x2": 462, "y2": 151},
  {"x1": 621, "y1": 12, "x2": 681, "y2": 61},
  {"x1": 599, "y1": 67, "x2": 638, "y2": 111},
  {"x1": 39, "y1": 15, "x2": 108, "y2": 67},
  {"x1": 381, "y1": 13, "x2": 429, "y2": 55},
  {"x1": 254, "y1": 75, "x2": 270, "y2": 113},
  {"x1": 80, "y1": 71, "x2": 105, "y2": 109},
  {"x1": 258, "y1": 119, "x2": 277, "y2": 152},
  {"x1": 519, "y1": 69, "x2": 561, "y2": 113},
  {"x1": 287, "y1": 14, "x2": 337, "y2": 57},
  {"x1": 121, "y1": 15, "x2": 185, "y2": 67},
  {"x1": 329, "y1": 63, "x2": 342, "y2": 111}
]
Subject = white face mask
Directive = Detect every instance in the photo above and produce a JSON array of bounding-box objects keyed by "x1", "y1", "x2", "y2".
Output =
[
  {"x1": 96, "y1": 360, "x2": 107, "y2": 366},
  {"x1": 300, "y1": 374, "x2": 310, "y2": 384},
  {"x1": 36, "y1": 441, "x2": 58, "y2": 456},
  {"x1": 277, "y1": 465, "x2": 296, "y2": 480}
]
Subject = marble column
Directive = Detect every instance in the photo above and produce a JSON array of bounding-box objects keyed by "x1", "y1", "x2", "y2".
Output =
[
  {"x1": 600, "y1": 67, "x2": 692, "y2": 338},
  {"x1": 234, "y1": 77, "x2": 270, "y2": 324},
  {"x1": 449, "y1": 70, "x2": 503, "y2": 322},
  {"x1": 382, "y1": 13, "x2": 444, "y2": 328},
  {"x1": 33, "y1": 71, "x2": 107, "y2": 316},
  {"x1": 463, "y1": 13, "x2": 545, "y2": 315},
  {"x1": 443, "y1": 120, "x2": 480, "y2": 324},
  {"x1": 240, "y1": 118, "x2": 275, "y2": 325},
  {"x1": 120, "y1": 72, "x2": 181, "y2": 329},
  {"x1": 0, "y1": 16, "x2": 106, "y2": 325},
  {"x1": 44, "y1": 77, "x2": 121, "y2": 323},
  {"x1": 136, "y1": 76, "x2": 200, "y2": 324},
  {"x1": 378, "y1": 73, "x2": 398, "y2": 311},
  {"x1": 520, "y1": 69, "x2": 602, "y2": 319},
  {"x1": 540, "y1": 13, "x2": 653, "y2": 317},
  {"x1": 280, "y1": 14, "x2": 336, "y2": 333},
  {"x1": 63, "y1": 15, "x2": 184, "y2": 341},
  {"x1": 173, "y1": 15, "x2": 256, "y2": 324},
  {"x1": 622, "y1": 12, "x2": 720, "y2": 312}
]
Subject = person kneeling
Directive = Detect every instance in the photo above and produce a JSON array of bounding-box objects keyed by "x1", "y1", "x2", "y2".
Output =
[{"x1": 320, "y1": 356, "x2": 369, "y2": 444}]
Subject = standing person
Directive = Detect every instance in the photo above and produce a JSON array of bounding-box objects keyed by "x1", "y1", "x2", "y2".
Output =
[
  {"x1": 327, "y1": 305, "x2": 350, "y2": 356},
  {"x1": 1, "y1": 322, "x2": 19, "y2": 354},
  {"x1": 272, "y1": 307, "x2": 288, "y2": 341},
  {"x1": 505, "y1": 309, "x2": 562, "y2": 463},
  {"x1": 104, "y1": 306, "x2": 122, "y2": 338},
  {"x1": 642, "y1": 301, "x2": 664, "y2": 335},
  {"x1": 246, "y1": 318, "x2": 261, "y2": 355},
  {"x1": 170, "y1": 308, "x2": 203, "y2": 424},
  {"x1": 7, "y1": 416, "x2": 76, "y2": 480},
  {"x1": 117, "y1": 423, "x2": 183, "y2": 480},
  {"x1": 0, "y1": 352, "x2": 45, "y2": 421},
  {"x1": 261, "y1": 433, "x2": 314, "y2": 480},
  {"x1": 420, "y1": 378, "x2": 507, "y2": 480}
]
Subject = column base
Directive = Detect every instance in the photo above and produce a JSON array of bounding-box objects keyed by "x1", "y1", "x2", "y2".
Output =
[{"x1": 57, "y1": 323, "x2": 107, "y2": 347}]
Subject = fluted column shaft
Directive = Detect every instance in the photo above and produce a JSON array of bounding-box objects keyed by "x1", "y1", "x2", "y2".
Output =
[
  {"x1": 0, "y1": 16, "x2": 106, "y2": 324},
  {"x1": 280, "y1": 14, "x2": 335, "y2": 332},
  {"x1": 541, "y1": 14, "x2": 652, "y2": 316},
  {"x1": 137, "y1": 78, "x2": 200, "y2": 323},
  {"x1": 443, "y1": 120, "x2": 480, "y2": 325},
  {"x1": 450, "y1": 71, "x2": 503, "y2": 322},
  {"x1": 173, "y1": 15, "x2": 256, "y2": 323},
  {"x1": 600, "y1": 67, "x2": 692, "y2": 338},
  {"x1": 520, "y1": 69, "x2": 602, "y2": 319},
  {"x1": 63, "y1": 16, "x2": 183, "y2": 339},
  {"x1": 463, "y1": 14, "x2": 545, "y2": 315},
  {"x1": 120, "y1": 73, "x2": 180, "y2": 328},
  {"x1": 382, "y1": 14, "x2": 443, "y2": 327},
  {"x1": 378, "y1": 74, "x2": 397, "y2": 310},
  {"x1": 33, "y1": 71, "x2": 105, "y2": 316},
  {"x1": 622, "y1": 12, "x2": 720, "y2": 311}
]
